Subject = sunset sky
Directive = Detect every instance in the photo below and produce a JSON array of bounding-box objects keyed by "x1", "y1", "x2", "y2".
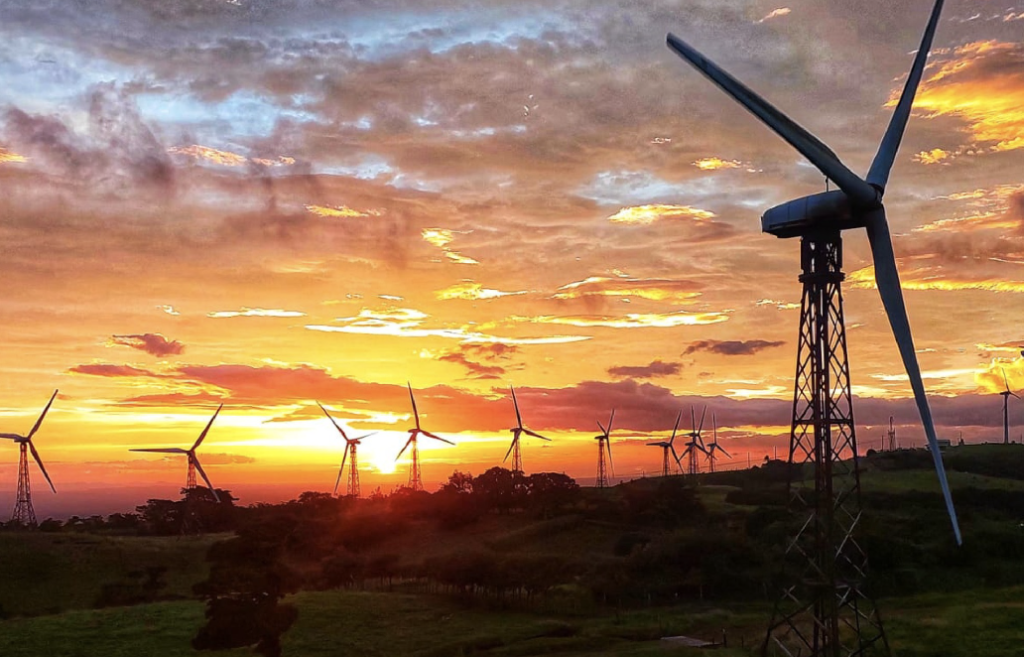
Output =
[{"x1": 2, "y1": 0, "x2": 1024, "y2": 515}]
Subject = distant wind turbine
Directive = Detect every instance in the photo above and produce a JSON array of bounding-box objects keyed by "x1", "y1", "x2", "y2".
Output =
[
  {"x1": 999, "y1": 368, "x2": 1019, "y2": 445},
  {"x1": 647, "y1": 411, "x2": 683, "y2": 477},
  {"x1": 503, "y1": 386, "x2": 551, "y2": 473},
  {"x1": 705, "y1": 413, "x2": 731, "y2": 473},
  {"x1": 1, "y1": 390, "x2": 58, "y2": 526},
  {"x1": 318, "y1": 402, "x2": 376, "y2": 497},
  {"x1": 398, "y1": 383, "x2": 454, "y2": 491},
  {"x1": 676, "y1": 406, "x2": 708, "y2": 477},
  {"x1": 130, "y1": 404, "x2": 224, "y2": 502},
  {"x1": 594, "y1": 410, "x2": 615, "y2": 488}
]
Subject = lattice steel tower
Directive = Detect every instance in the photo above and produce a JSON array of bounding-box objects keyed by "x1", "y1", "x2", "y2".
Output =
[
  {"x1": 763, "y1": 232, "x2": 887, "y2": 657},
  {"x1": 12, "y1": 444, "x2": 37, "y2": 526}
]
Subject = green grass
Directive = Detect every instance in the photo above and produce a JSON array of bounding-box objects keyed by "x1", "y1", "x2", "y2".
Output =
[
  {"x1": 4, "y1": 587, "x2": 1024, "y2": 656},
  {"x1": 0, "y1": 533, "x2": 222, "y2": 616}
]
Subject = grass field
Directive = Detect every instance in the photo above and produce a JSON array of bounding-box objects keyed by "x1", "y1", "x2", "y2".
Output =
[
  {"x1": 2, "y1": 586, "x2": 1023, "y2": 656},
  {"x1": 0, "y1": 533, "x2": 222, "y2": 616}
]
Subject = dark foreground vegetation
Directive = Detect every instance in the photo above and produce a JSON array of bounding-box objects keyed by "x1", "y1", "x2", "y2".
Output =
[{"x1": 2, "y1": 444, "x2": 1024, "y2": 655}]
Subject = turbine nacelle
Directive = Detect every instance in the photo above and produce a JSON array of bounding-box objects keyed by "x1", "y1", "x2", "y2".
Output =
[{"x1": 762, "y1": 189, "x2": 866, "y2": 239}]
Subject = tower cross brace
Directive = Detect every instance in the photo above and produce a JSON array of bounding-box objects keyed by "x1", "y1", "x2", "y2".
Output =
[
  {"x1": 596, "y1": 437, "x2": 609, "y2": 488},
  {"x1": 12, "y1": 443, "x2": 36, "y2": 527},
  {"x1": 764, "y1": 232, "x2": 889, "y2": 657},
  {"x1": 348, "y1": 443, "x2": 361, "y2": 497}
]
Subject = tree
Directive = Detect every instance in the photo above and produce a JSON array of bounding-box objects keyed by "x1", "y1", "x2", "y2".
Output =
[{"x1": 473, "y1": 467, "x2": 524, "y2": 514}]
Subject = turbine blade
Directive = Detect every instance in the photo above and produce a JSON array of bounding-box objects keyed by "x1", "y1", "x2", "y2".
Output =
[
  {"x1": 1012, "y1": 393, "x2": 1021, "y2": 400},
  {"x1": 422, "y1": 430, "x2": 455, "y2": 446},
  {"x1": 697, "y1": 406, "x2": 707, "y2": 437},
  {"x1": 192, "y1": 456, "x2": 220, "y2": 503},
  {"x1": 395, "y1": 435, "x2": 415, "y2": 461},
  {"x1": 354, "y1": 432, "x2": 377, "y2": 441},
  {"x1": 607, "y1": 409, "x2": 615, "y2": 435},
  {"x1": 596, "y1": 419, "x2": 607, "y2": 435},
  {"x1": 0, "y1": 434, "x2": 22, "y2": 440},
  {"x1": 690, "y1": 406, "x2": 696, "y2": 434},
  {"x1": 666, "y1": 33, "x2": 876, "y2": 206},
  {"x1": 130, "y1": 448, "x2": 189, "y2": 454},
  {"x1": 1003, "y1": 368, "x2": 1011, "y2": 393},
  {"x1": 318, "y1": 401, "x2": 350, "y2": 440},
  {"x1": 511, "y1": 386, "x2": 524, "y2": 429},
  {"x1": 670, "y1": 411, "x2": 682, "y2": 444},
  {"x1": 867, "y1": 0, "x2": 945, "y2": 191},
  {"x1": 29, "y1": 441, "x2": 56, "y2": 494},
  {"x1": 503, "y1": 436, "x2": 518, "y2": 463},
  {"x1": 27, "y1": 389, "x2": 59, "y2": 440},
  {"x1": 408, "y1": 382, "x2": 421, "y2": 430},
  {"x1": 717, "y1": 445, "x2": 733, "y2": 459},
  {"x1": 523, "y1": 429, "x2": 551, "y2": 441},
  {"x1": 192, "y1": 403, "x2": 223, "y2": 451},
  {"x1": 712, "y1": 413, "x2": 718, "y2": 445},
  {"x1": 335, "y1": 445, "x2": 349, "y2": 495},
  {"x1": 605, "y1": 439, "x2": 614, "y2": 476},
  {"x1": 670, "y1": 445, "x2": 682, "y2": 467},
  {"x1": 867, "y1": 209, "x2": 961, "y2": 545}
]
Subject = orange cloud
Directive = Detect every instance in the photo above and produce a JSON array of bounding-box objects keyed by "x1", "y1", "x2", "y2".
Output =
[
  {"x1": 907, "y1": 40, "x2": 1024, "y2": 153},
  {"x1": 436, "y1": 282, "x2": 526, "y2": 300},
  {"x1": 913, "y1": 148, "x2": 950, "y2": 165},
  {"x1": 168, "y1": 144, "x2": 247, "y2": 166},
  {"x1": 693, "y1": 157, "x2": 742, "y2": 171},
  {"x1": 514, "y1": 309, "x2": 730, "y2": 329},
  {"x1": 305, "y1": 205, "x2": 382, "y2": 218},
  {"x1": 607, "y1": 204, "x2": 715, "y2": 225},
  {"x1": 553, "y1": 276, "x2": 702, "y2": 303},
  {"x1": 756, "y1": 7, "x2": 791, "y2": 23},
  {"x1": 849, "y1": 265, "x2": 1024, "y2": 293}
]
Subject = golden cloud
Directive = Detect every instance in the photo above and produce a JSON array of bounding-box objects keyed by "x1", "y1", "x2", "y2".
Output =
[
  {"x1": 515, "y1": 309, "x2": 730, "y2": 329},
  {"x1": 913, "y1": 148, "x2": 950, "y2": 165},
  {"x1": 305, "y1": 205, "x2": 382, "y2": 218},
  {"x1": 168, "y1": 145, "x2": 247, "y2": 166},
  {"x1": 436, "y1": 282, "x2": 526, "y2": 300},
  {"x1": 607, "y1": 204, "x2": 715, "y2": 225},
  {"x1": 849, "y1": 265, "x2": 1024, "y2": 293},
  {"x1": 445, "y1": 251, "x2": 479, "y2": 265},
  {"x1": 693, "y1": 157, "x2": 742, "y2": 171},
  {"x1": 553, "y1": 276, "x2": 702, "y2": 303},
  {"x1": 906, "y1": 40, "x2": 1024, "y2": 153},
  {"x1": 0, "y1": 148, "x2": 27, "y2": 164},
  {"x1": 975, "y1": 358, "x2": 1024, "y2": 394},
  {"x1": 208, "y1": 308, "x2": 306, "y2": 318},
  {"x1": 756, "y1": 7, "x2": 791, "y2": 23}
]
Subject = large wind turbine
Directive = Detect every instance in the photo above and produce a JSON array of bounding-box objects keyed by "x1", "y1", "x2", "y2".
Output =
[
  {"x1": 130, "y1": 404, "x2": 223, "y2": 502},
  {"x1": 647, "y1": 411, "x2": 682, "y2": 477},
  {"x1": 318, "y1": 402, "x2": 376, "y2": 497},
  {"x1": 704, "y1": 414, "x2": 731, "y2": 474},
  {"x1": 398, "y1": 383, "x2": 453, "y2": 491},
  {"x1": 594, "y1": 410, "x2": 615, "y2": 488},
  {"x1": 503, "y1": 386, "x2": 551, "y2": 473},
  {"x1": 999, "y1": 369, "x2": 1018, "y2": 445},
  {"x1": 1, "y1": 390, "x2": 58, "y2": 526},
  {"x1": 667, "y1": 1, "x2": 958, "y2": 654}
]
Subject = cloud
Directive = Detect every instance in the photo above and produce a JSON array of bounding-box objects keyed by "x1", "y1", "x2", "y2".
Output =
[
  {"x1": 607, "y1": 204, "x2": 715, "y2": 225},
  {"x1": 307, "y1": 307, "x2": 591, "y2": 345},
  {"x1": 607, "y1": 360, "x2": 682, "y2": 379},
  {"x1": 693, "y1": 157, "x2": 742, "y2": 171},
  {"x1": 684, "y1": 339, "x2": 785, "y2": 356},
  {"x1": 913, "y1": 148, "x2": 950, "y2": 165},
  {"x1": 436, "y1": 282, "x2": 526, "y2": 300},
  {"x1": 110, "y1": 333, "x2": 185, "y2": 357},
  {"x1": 437, "y1": 343, "x2": 521, "y2": 379},
  {"x1": 168, "y1": 144, "x2": 247, "y2": 167},
  {"x1": 68, "y1": 364, "x2": 163, "y2": 378},
  {"x1": 553, "y1": 276, "x2": 702, "y2": 303},
  {"x1": 518, "y1": 310, "x2": 730, "y2": 329},
  {"x1": 208, "y1": 308, "x2": 306, "y2": 318},
  {"x1": 305, "y1": 204, "x2": 382, "y2": 218},
  {"x1": 755, "y1": 299, "x2": 800, "y2": 310},
  {"x1": 756, "y1": 8, "x2": 791, "y2": 23},
  {"x1": 0, "y1": 148, "x2": 27, "y2": 163}
]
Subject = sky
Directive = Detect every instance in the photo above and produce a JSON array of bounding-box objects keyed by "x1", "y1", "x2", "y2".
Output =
[{"x1": 1, "y1": 0, "x2": 1024, "y2": 516}]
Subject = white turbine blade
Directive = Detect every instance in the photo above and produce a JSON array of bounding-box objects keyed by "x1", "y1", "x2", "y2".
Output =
[
  {"x1": 422, "y1": 430, "x2": 455, "y2": 446},
  {"x1": 666, "y1": 33, "x2": 876, "y2": 207},
  {"x1": 192, "y1": 456, "x2": 221, "y2": 502},
  {"x1": 27, "y1": 389, "x2": 58, "y2": 440},
  {"x1": 335, "y1": 445, "x2": 349, "y2": 494},
  {"x1": 318, "y1": 401, "x2": 350, "y2": 440},
  {"x1": 867, "y1": 208, "x2": 961, "y2": 545},
  {"x1": 407, "y1": 382, "x2": 421, "y2": 430},
  {"x1": 131, "y1": 447, "x2": 189, "y2": 454},
  {"x1": 29, "y1": 440, "x2": 56, "y2": 494},
  {"x1": 511, "y1": 386, "x2": 524, "y2": 429},
  {"x1": 192, "y1": 403, "x2": 223, "y2": 451},
  {"x1": 867, "y1": 0, "x2": 945, "y2": 192}
]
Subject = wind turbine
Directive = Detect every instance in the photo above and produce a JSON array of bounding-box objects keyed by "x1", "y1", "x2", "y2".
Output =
[
  {"x1": 130, "y1": 404, "x2": 223, "y2": 502},
  {"x1": 647, "y1": 411, "x2": 683, "y2": 477},
  {"x1": 1, "y1": 390, "x2": 58, "y2": 526},
  {"x1": 999, "y1": 368, "x2": 1018, "y2": 445},
  {"x1": 667, "y1": 1, "x2": 959, "y2": 653},
  {"x1": 676, "y1": 406, "x2": 708, "y2": 477},
  {"x1": 503, "y1": 386, "x2": 551, "y2": 473},
  {"x1": 594, "y1": 410, "x2": 615, "y2": 488},
  {"x1": 398, "y1": 383, "x2": 454, "y2": 491},
  {"x1": 704, "y1": 414, "x2": 731, "y2": 474},
  {"x1": 318, "y1": 402, "x2": 376, "y2": 497}
]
